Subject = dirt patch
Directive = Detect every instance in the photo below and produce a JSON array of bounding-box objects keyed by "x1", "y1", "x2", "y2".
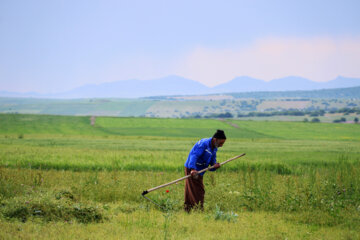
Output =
[
  {"x1": 90, "y1": 116, "x2": 96, "y2": 126},
  {"x1": 219, "y1": 119, "x2": 239, "y2": 128},
  {"x1": 257, "y1": 100, "x2": 310, "y2": 111}
]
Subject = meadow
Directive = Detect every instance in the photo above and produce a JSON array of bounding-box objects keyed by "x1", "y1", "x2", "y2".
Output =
[{"x1": 0, "y1": 113, "x2": 360, "y2": 239}]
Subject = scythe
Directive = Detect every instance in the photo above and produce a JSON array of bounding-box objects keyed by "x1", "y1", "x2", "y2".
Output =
[{"x1": 142, "y1": 153, "x2": 246, "y2": 209}]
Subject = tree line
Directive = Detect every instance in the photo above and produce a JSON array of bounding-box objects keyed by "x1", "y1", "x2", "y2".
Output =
[{"x1": 186, "y1": 108, "x2": 360, "y2": 122}]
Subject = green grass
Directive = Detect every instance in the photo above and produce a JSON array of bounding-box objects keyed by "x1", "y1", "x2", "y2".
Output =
[
  {"x1": 0, "y1": 137, "x2": 359, "y2": 173},
  {"x1": 0, "y1": 113, "x2": 360, "y2": 239},
  {"x1": 2, "y1": 209, "x2": 358, "y2": 239},
  {"x1": 230, "y1": 119, "x2": 360, "y2": 141},
  {"x1": 0, "y1": 114, "x2": 105, "y2": 136},
  {"x1": 3, "y1": 113, "x2": 360, "y2": 140}
]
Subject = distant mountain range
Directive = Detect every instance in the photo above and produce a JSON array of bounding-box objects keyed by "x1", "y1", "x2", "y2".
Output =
[{"x1": 1, "y1": 75, "x2": 360, "y2": 98}]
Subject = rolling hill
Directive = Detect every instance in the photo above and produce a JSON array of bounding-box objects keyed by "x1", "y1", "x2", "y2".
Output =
[{"x1": 0, "y1": 86, "x2": 359, "y2": 118}]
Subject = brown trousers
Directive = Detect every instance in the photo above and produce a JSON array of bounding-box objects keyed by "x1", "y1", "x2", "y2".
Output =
[{"x1": 184, "y1": 167, "x2": 205, "y2": 212}]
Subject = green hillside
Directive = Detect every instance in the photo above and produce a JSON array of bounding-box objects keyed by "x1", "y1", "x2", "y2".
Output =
[
  {"x1": 0, "y1": 114, "x2": 104, "y2": 136},
  {"x1": 229, "y1": 119, "x2": 360, "y2": 141},
  {"x1": 0, "y1": 114, "x2": 264, "y2": 139},
  {"x1": 1, "y1": 113, "x2": 360, "y2": 141},
  {"x1": 0, "y1": 98, "x2": 154, "y2": 116}
]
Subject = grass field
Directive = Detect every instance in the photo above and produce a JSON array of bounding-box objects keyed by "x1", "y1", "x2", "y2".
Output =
[{"x1": 1, "y1": 113, "x2": 360, "y2": 239}]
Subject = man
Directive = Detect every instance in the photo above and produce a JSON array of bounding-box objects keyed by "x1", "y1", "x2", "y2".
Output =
[{"x1": 184, "y1": 129, "x2": 226, "y2": 212}]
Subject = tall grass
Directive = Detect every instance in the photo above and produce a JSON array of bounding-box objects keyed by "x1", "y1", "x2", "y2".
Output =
[
  {"x1": 1, "y1": 136, "x2": 359, "y2": 173},
  {"x1": 1, "y1": 166, "x2": 359, "y2": 228}
]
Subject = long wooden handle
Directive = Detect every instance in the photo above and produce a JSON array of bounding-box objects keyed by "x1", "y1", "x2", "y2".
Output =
[{"x1": 142, "y1": 153, "x2": 246, "y2": 195}]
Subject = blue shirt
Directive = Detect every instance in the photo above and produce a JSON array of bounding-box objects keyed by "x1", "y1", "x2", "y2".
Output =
[{"x1": 184, "y1": 137, "x2": 218, "y2": 176}]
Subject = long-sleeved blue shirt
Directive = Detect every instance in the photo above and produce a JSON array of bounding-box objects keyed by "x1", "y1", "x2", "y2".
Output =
[{"x1": 184, "y1": 137, "x2": 218, "y2": 176}]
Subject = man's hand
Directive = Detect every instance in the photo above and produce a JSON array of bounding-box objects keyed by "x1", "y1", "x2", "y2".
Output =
[
  {"x1": 213, "y1": 163, "x2": 221, "y2": 169},
  {"x1": 190, "y1": 169, "x2": 199, "y2": 179}
]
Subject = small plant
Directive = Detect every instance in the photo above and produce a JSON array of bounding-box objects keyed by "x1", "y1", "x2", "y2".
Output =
[
  {"x1": 213, "y1": 205, "x2": 238, "y2": 222},
  {"x1": 33, "y1": 172, "x2": 43, "y2": 187},
  {"x1": 159, "y1": 192, "x2": 175, "y2": 240},
  {"x1": 158, "y1": 197, "x2": 179, "y2": 212},
  {"x1": 163, "y1": 211, "x2": 172, "y2": 240},
  {"x1": 55, "y1": 190, "x2": 75, "y2": 201},
  {"x1": 209, "y1": 173, "x2": 216, "y2": 187}
]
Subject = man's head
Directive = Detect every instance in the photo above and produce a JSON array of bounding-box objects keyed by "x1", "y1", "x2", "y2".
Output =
[{"x1": 212, "y1": 129, "x2": 226, "y2": 148}]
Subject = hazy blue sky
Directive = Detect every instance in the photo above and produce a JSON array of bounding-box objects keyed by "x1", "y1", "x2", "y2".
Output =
[{"x1": 1, "y1": 0, "x2": 360, "y2": 93}]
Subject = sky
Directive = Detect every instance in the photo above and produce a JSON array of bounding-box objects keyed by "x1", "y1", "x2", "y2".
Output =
[{"x1": 1, "y1": 0, "x2": 360, "y2": 93}]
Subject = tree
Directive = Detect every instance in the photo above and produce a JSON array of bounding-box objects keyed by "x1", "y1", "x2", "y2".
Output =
[
  {"x1": 355, "y1": 117, "x2": 359, "y2": 124},
  {"x1": 311, "y1": 118, "x2": 320, "y2": 123}
]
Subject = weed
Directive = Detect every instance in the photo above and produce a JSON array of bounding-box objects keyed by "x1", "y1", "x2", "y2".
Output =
[
  {"x1": 157, "y1": 197, "x2": 180, "y2": 212},
  {"x1": 213, "y1": 205, "x2": 238, "y2": 222},
  {"x1": 163, "y1": 211, "x2": 172, "y2": 240},
  {"x1": 55, "y1": 190, "x2": 75, "y2": 201},
  {"x1": 33, "y1": 172, "x2": 43, "y2": 187}
]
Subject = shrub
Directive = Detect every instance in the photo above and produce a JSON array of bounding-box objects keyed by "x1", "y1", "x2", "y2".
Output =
[
  {"x1": 213, "y1": 205, "x2": 238, "y2": 222},
  {"x1": 311, "y1": 118, "x2": 320, "y2": 122}
]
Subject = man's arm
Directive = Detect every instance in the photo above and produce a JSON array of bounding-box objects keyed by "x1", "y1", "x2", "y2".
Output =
[
  {"x1": 187, "y1": 143, "x2": 206, "y2": 170},
  {"x1": 209, "y1": 152, "x2": 220, "y2": 171}
]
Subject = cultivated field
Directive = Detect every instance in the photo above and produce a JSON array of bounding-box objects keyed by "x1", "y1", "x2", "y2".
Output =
[
  {"x1": 0, "y1": 114, "x2": 360, "y2": 239},
  {"x1": 2, "y1": 97, "x2": 360, "y2": 120}
]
